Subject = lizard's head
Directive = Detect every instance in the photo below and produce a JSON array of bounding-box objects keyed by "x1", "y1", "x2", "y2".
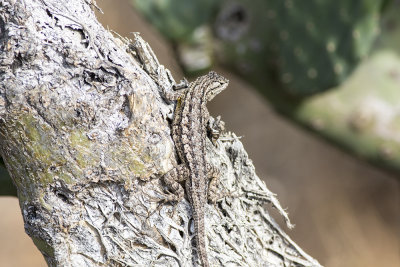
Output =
[{"x1": 201, "y1": 71, "x2": 229, "y2": 101}]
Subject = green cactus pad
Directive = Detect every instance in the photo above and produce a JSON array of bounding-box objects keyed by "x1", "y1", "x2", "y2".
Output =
[
  {"x1": 133, "y1": 0, "x2": 221, "y2": 41},
  {"x1": 267, "y1": 0, "x2": 383, "y2": 96}
]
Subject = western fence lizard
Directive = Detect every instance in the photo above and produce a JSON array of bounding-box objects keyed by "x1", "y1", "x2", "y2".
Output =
[{"x1": 163, "y1": 71, "x2": 229, "y2": 267}]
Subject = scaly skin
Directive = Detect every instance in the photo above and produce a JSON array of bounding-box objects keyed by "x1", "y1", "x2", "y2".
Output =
[{"x1": 163, "y1": 71, "x2": 229, "y2": 266}]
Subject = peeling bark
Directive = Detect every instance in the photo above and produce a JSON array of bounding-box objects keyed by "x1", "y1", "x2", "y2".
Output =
[{"x1": 0, "y1": 0, "x2": 321, "y2": 266}]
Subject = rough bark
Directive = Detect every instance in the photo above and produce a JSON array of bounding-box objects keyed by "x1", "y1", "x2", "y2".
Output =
[{"x1": 0, "y1": 0, "x2": 321, "y2": 266}]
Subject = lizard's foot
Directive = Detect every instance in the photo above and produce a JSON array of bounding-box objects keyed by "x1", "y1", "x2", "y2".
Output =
[{"x1": 161, "y1": 164, "x2": 189, "y2": 203}]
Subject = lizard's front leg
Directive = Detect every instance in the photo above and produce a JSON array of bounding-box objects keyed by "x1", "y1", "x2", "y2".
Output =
[{"x1": 162, "y1": 164, "x2": 189, "y2": 202}]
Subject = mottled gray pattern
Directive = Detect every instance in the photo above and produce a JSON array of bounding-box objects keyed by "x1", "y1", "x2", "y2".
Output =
[{"x1": 163, "y1": 72, "x2": 229, "y2": 267}]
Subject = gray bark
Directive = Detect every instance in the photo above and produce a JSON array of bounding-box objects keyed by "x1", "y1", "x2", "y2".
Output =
[{"x1": 0, "y1": 0, "x2": 321, "y2": 266}]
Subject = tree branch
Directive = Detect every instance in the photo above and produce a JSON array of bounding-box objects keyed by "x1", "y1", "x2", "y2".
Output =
[{"x1": 0, "y1": 0, "x2": 321, "y2": 266}]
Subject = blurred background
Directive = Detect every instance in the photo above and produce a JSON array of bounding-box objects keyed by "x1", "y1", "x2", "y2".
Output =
[{"x1": 0, "y1": 0, "x2": 399, "y2": 266}]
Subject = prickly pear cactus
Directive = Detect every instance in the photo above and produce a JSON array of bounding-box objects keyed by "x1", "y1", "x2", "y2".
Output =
[
  {"x1": 133, "y1": 0, "x2": 222, "y2": 72},
  {"x1": 133, "y1": 0, "x2": 221, "y2": 41},
  {"x1": 214, "y1": 0, "x2": 276, "y2": 89},
  {"x1": 213, "y1": 0, "x2": 385, "y2": 96},
  {"x1": 266, "y1": 0, "x2": 383, "y2": 96},
  {"x1": 133, "y1": 0, "x2": 385, "y2": 96}
]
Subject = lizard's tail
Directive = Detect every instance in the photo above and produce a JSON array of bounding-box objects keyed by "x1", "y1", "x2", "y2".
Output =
[{"x1": 194, "y1": 214, "x2": 209, "y2": 267}]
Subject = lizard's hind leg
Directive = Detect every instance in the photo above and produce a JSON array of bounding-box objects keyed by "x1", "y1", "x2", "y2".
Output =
[{"x1": 162, "y1": 164, "x2": 189, "y2": 202}]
